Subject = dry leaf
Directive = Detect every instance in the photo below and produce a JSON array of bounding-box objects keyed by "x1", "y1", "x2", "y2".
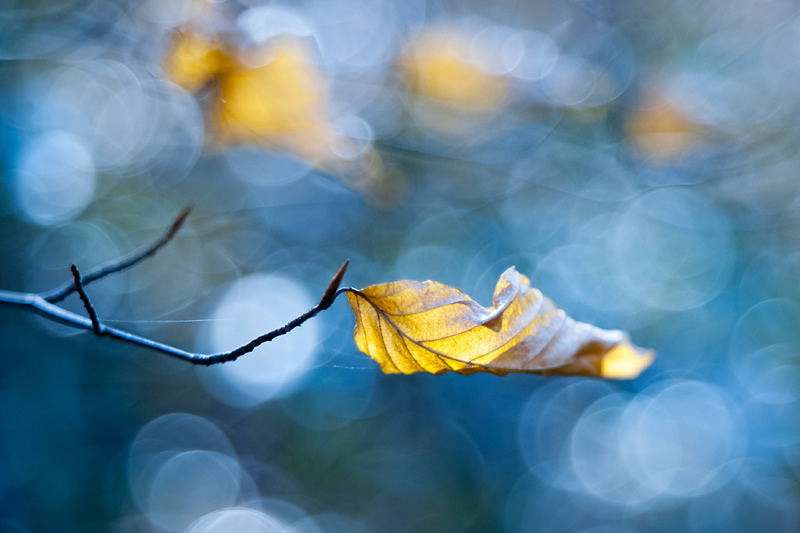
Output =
[
  {"x1": 626, "y1": 89, "x2": 705, "y2": 164},
  {"x1": 163, "y1": 31, "x2": 401, "y2": 201},
  {"x1": 163, "y1": 30, "x2": 231, "y2": 92},
  {"x1": 346, "y1": 267, "x2": 653, "y2": 379},
  {"x1": 164, "y1": 32, "x2": 334, "y2": 159},
  {"x1": 211, "y1": 39, "x2": 333, "y2": 159},
  {"x1": 401, "y1": 28, "x2": 507, "y2": 112}
]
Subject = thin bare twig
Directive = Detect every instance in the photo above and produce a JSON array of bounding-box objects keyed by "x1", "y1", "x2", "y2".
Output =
[
  {"x1": 41, "y1": 207, "x2": 192, "y2": 303},
  {"x1": 0, "y1": 209, "x2": 350, "y2": 366},
  {"x1": 70, "y1": 264, "x2": 102, "y2": 336}
]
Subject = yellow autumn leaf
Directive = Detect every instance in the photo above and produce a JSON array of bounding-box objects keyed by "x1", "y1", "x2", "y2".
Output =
[
  {"x1": 163, "y1": 30, "x2": 231, "y2": 92},
  {"x1": 401, "y1": 28, "x2": 507, "y2": 112},
  {"x1": 346, "y1": 267, "x2": 653, "y2": 379},
  {"x1": 164, "y1": 31, "x2": 336, "y2": 160},
  {"x1": 626, "y1": 90, "x2": 704, "y2": 164},
  {"x1": 162, "y1": 26, "x2": 403, "y2": 203},
  {"x1": 211, "y1": 39, "x2": 333, "y2": 159}
]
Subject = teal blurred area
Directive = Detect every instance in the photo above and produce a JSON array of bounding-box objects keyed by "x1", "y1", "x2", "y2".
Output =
[{"x1": 2, "y1": 0, "x2": 800, "y2": 531}]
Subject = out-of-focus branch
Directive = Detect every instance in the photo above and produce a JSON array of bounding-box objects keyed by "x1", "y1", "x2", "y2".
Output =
[
  {"x1": 40, "y1": 207, "x2": 192, "y2": 303},
  {"x1": 0, "y1": 210, "x2": 350, "y2": 366}
]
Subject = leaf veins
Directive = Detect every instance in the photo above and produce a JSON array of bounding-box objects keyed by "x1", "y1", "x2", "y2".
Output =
[{"x1": 345, "y1": 267, "x2": 653, "y2": 379}]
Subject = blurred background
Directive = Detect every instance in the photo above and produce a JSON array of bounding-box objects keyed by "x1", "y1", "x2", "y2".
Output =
[{"x1": 2, "y1": 0, "x2": 800, "y2": 531}]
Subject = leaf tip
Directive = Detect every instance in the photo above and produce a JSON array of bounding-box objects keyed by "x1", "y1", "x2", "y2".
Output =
[{"x1": 600, "y1": 342, "x2": 655, "y2": 380}]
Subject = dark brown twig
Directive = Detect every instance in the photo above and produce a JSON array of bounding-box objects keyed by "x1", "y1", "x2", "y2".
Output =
[
  {"x1": 41, "y1": 207, "x2": 192, "y2": 303},
  {"x1": 0, "y1": 259, "x2": 350, "y2": 365},
  {"x1": 192, "y1": 259, "x2": 350, "y2": 365},
  {"x1": 0, "y1": 209, "x2": 350, "y2": 366},
  {"x1": 70, "y1": 264, "x2": 102, "y2": 336}
]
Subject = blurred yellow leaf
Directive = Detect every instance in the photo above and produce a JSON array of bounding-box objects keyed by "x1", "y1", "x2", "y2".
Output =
[
  {"x1": 212, "y1": 39, "x2": 332, "y2": 159},
  {"x1": 163, "y1": 28, "x2": 404, "y2": 204},
  {"x1": 401, "y1": 29, "x2": 507, "y2": 112},
  {"x1": 164, "y1": 32, "x2": 334, "y2": 160},
  {"x1": 163, "y1": 31, "x2": 231, "y2": 92},
  {"x1": 626, "y1": 90, "x2": 704, "y2": 163},
  {"x1": 346, "y1": 267, "x2": 653, "y2": 379}
]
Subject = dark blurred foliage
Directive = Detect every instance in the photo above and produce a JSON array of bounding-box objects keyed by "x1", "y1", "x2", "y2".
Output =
[{"x1": 2, "y1": 0, "x2": 800, "y2": 531}]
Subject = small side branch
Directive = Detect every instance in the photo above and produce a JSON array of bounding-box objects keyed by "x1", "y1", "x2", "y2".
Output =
[
  {"x1": 70, "y1": 264, "x2": 102, "y2": 336},
  {"x1": 41, "y1": 207, "x2": 191, "y2": 303}
]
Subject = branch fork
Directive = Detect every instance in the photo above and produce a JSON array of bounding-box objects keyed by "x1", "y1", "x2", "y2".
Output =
[{"x1": 0, "y1": 209, "x2": 350, "y2": 365}]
